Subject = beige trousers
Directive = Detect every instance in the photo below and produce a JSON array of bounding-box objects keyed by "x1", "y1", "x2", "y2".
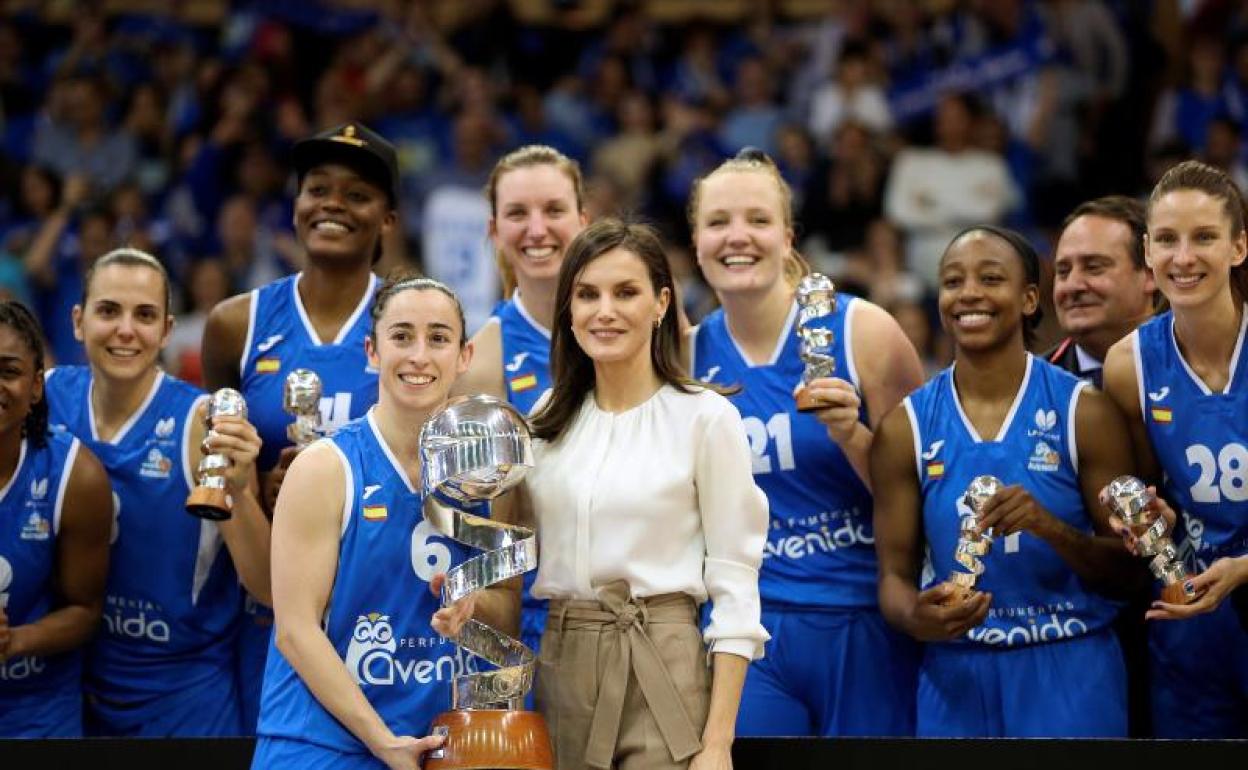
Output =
[{"x1": 535, "y1": 581, "x2": 711, "y2": 770}]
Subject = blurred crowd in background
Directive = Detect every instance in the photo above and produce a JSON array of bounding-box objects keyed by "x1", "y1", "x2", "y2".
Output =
[{"x1": 0, "y1": 0, "x2": 1245, "y2": 381}]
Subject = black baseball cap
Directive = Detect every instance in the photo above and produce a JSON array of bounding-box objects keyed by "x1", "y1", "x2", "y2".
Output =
[{"x1": 292, "y1": 122, "x2": 399, "y2": 206}]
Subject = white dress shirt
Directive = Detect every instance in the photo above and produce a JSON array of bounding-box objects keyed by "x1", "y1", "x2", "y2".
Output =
[{"x1": 526, "y1": 384, "x2": 770, "y2": 661}]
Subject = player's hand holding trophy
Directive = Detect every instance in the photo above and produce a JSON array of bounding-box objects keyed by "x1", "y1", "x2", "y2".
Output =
[
  {"x1": 794, "y1": 273, "x2": 837, "y2": 412},
  {"x1": 419, "y1": 394, "x2": 552, "y2": 770},
  {"x1": 1103, "y1": 476, "x2": 1197, "y2": 605},
  {"x1": 186, "y1": 389, "x2": 248, "y2": 520},
  {"x1": 940, "y1": 475, "x2": 1004, "y2": 606}
]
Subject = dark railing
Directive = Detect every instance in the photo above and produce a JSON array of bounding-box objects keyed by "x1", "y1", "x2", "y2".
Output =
[{"x1": 3, "y1": 737, "x2": 1246, "y2": 770}]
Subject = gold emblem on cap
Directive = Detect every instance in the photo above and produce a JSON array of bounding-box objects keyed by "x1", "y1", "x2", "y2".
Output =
[{"x1": 330, "y1": 124, "x2": 366, "y2": 148}]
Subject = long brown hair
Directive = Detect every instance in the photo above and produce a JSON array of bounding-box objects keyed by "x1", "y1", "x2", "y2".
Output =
[
  {"x1": 530, "y1": 219, "x2": 708, "y2": 443},
  {"x1": 687, "y1": 147, "x2": 811, "y2": 287},
  {"x1": 1148, "y1": 159, "x2": 1248, "y2": 305},
  {"x1": 484, "y1": 145, "x2": 585, "y2": 298}
]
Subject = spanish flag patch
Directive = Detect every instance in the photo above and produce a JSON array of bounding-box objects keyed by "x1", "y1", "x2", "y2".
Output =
[
  {"x1": 256, "y1": 358, "x2": 281, "y2": 374},
  {"x1": 509, "y1": 373, "x2": 538, "y2": 393},
  {"x1": 926, "y1": 461, "x2": 945, "y2": 478},
  {"x1": 362, "y1": 504, "x2": 387, "y2": 522},
  {"x1": 1150, "y1": 407, "x2": 1173, "y2": 424}
]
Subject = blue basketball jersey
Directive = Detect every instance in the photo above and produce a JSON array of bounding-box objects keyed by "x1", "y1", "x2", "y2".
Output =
[
  {"x1": 258, "y1": 411, "x2": 471, "y2": 753},
  {"x1": 493, "y1": 293, "x2": 552, "y2": 417},
  {"x1": 691, "y1": 297, "x2": 876, "y2": 609},
  {"x1": 0, "y1": 432, "x2": 83, "y2": 723},
  {"x1": 240, "y1": 273, "x2": 380, "y2": 472},
  {"x1": 45, "y1": 366, "x2": 243, "y2": 701},
  {"x1": 1134, "y1": 309, "x2": 1248, "y2": 569},
  {"x1": 904, "y1": 355, "x2": 1118, "y2": 648}
]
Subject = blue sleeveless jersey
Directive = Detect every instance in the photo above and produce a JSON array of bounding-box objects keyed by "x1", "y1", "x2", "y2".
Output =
[
  {"x1": 1134, "y1": 309, "x2": 1248, "y2": 568},
  {"x1": 0, "y1": 433, "x2": 83, "y2": 708},
  {"x1": 240, "y1": 273, "x2": 379, "y2": 472},
  {"x1": 692, "y1": 297, "x2": 876, "y2": 610},
  {"x1": 45, "y1": 367, "x2": 242, "y2": 700},
  {"x1": 258, "y1": 411, "x2": 472, "y2": 752},
  {"x1": 493, "y1": 294, "x2": 552, "y2": 417},
  {"x1": 904, "y1": 355, "x2": 1118, "y2": 648}
]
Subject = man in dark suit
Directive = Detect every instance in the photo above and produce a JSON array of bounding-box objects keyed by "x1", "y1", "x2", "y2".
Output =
[{"x1": 1046, "y1": 196, "x2": 1156, "y2": 388}]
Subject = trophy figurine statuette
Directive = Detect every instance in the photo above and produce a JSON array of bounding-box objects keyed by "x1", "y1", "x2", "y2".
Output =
[
  {"x1": 1104, "y1": 476, "x2": 1198, "y2": 605},
  {"x1": 794, "y1": 273, "x2": 837, "y2": 412},
  {"x1": 940, "y1": 475, "x2": 1004, "y2": 606},
  {"x1": 185, "y1": 389, "x2": 248, "y2": 521},
  {"x1": 420, "y1": 394, "x2": 552, "y2": 770},
  {"x1": 284, "y1": 368, "x2": 325, "y2": 448}
]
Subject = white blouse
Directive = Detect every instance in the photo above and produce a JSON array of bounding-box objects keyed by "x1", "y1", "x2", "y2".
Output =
[{"x1": 526, "y1": 384, "x2": 770, "y2": 661}]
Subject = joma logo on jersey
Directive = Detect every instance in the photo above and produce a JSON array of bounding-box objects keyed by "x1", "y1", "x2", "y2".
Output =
[
  {"x1": 139, "y1": 448, "x2": 172, "y2": 479},
  {"x1": 345, "y1": 612, "x2": 475, "y2": 686},
  {"x1": 967, "y1": 613, "x2": 1088, "y2": 647},
  {"x1": 1027, "y1": 440, "x2": 1061, "y2": 472}
]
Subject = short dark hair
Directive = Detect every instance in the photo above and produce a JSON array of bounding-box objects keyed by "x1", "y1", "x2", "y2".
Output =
[
  {"x1": 0, "y1": 300, "x2": 48, "y2": 447},
  {"x1": 943, "y1": 225, "x2": 1044, "y2": 348},
  {"x1": 1060, "y1": 196, "x2": 1147, "y2": 270}
]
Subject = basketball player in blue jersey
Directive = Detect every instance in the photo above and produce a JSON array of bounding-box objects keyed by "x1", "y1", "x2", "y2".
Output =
[
  {"x1": 686, "y1": 149, "x2": 926, "y2": 737},
  {"x1": 201, "y1": 123, "x2": 398, "y2": 731},
  {"x1": 254, "y1": 276, "x2": 521, "y2": 770},
  {"x1": 1102, "y1": 160, "x2": 1248, "y2": 737},
  {"x1": 454, "y1": 146, "x2": 588, "y2": 662},
  {"x1": 0, "y1": 300, "x2": 112, "y2": 737},
  {"x1": 872, "y1": 226, "x2": 1141, "y2": 737},
  {"x1": 44, "y1": 248, "x2": 271, "y2": 737}
]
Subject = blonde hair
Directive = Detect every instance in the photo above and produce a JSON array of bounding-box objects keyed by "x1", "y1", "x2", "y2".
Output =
[
  {"x1": 484, "y1": 145, "x2": 585, "y2": 297},
  {"x1": 687, "y1": 149, "x2": 810, "y2": 287}
]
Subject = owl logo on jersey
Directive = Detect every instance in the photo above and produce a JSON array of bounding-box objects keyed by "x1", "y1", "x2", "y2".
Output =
[
  {"x1": 345, "y1": 612, "x2": 397, "y2": 685},
  {"x1": 29, "y1": 477, "x2": 47, "y2": 500}
]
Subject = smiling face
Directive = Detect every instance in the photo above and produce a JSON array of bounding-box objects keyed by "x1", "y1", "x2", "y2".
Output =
[
  {"x1": 293, "y1": 162, "x2": 395, "y2": 263},
  {"x1": 74, "y1": 263, "x2": 172, "y2": 383},
  {"x1": 489, "y1": 163, "x2": 587, "y2": 286},
  {"x1": 1054, "y1": 214, "x2": 1154, "y2": 345},
  {"x1": 938, "y1": 231, "x2": 1038, "y2": 354},
  {"x1": 366, "y1": 288, "x2": 472, "y2": 414},
  {"x1": 569, "y1": 247, "x2": 670, "y2": 368},
  {"x1": 1146, "y1": 189, "x2": 1248, "y2": 310},
  {"x1": 693, "y1": 169, "x2": 794, "y2": 298},
  {"x1": 0, "y1": 324, "x2": 41, "y2": 441}
]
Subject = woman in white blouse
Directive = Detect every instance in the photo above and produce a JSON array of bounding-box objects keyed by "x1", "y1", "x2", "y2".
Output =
[{"x1": 524, "y1": 218, "x2": 769, "y2": 770}]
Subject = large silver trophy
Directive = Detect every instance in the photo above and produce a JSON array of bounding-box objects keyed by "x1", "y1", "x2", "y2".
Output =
[
  {"x1": 794, "y1": 273, "x2": 837, "y2": 412},
  {"x1": 186, "y1": 389, "x2": 248, "y2": 520},
  {"x1": 284, "y1": 368, "x2": 325, "y2": 448},
  {"x1": 419, "y1": 394, "x2": 552, "y2": 770},
  {"x1": 1104, "y1": 476, "x2": 1197, "y2": 605},
  {"x1": 941, "y1": 475, "x2": 1004, "y2": 605}
]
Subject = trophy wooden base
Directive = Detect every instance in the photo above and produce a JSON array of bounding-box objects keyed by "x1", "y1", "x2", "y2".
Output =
[
  {"x1": 1160, "y1": 581, "x2": 1197, "y2": 605},
  {"x1": 185, "y1": 486, "x2": 233, "y2": 521},
  {"x1": 425, "y1": 709, "x2": 553, "y2": 770},
  {"x1": 937, "y1": 581, "x2": 976, "y2": 607},
  {"x1": 794, "y1": 386, "x2": 827, "y2": 413}
]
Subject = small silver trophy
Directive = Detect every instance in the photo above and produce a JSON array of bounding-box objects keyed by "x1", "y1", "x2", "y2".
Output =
[
  {"x1": 942, "y1": 475, "x2": 1004, "y2": 605},
  {"x1": 419, "y1": 394, "x2": 552, "y2": 770},
  {"x1": 1105, "y1": 476, "x2": 1197, "y2": 605},
  {"x1": 794, "y1": 273, "x2": 837, "y2": 412},
  {"x1": 284, "y1": 368, "x2": 324, "y2": 448},
  {"x1": 186, "y1": 388, "x2": 248, "y2": 520}
]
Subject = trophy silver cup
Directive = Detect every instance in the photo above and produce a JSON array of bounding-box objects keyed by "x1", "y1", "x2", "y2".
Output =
[
  {"x1": 794, "y1": 273, "x2": 837, "y2": 412},
  {"x1": 186, "y1": 389, "x2": 248, "y2": 520},
  {"x1": 284, "y1": 368, "x2": 325, "y2": 448},
  {"x1": 1105, "y1": 476, "x2": 1197, "y2": 605},
  {"x1": 419, "y1": 394, "x2": 552, "y2": 770},
  {"x1": 941, "y1": 475, "x2": 1004, "y2": 605}
]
